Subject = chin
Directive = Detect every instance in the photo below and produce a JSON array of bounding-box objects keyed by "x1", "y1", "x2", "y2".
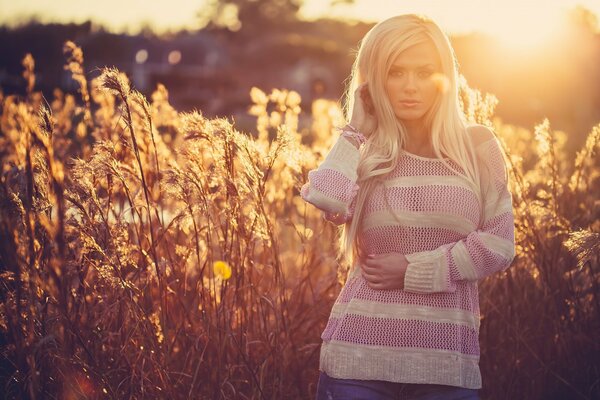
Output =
[{"x1": 394, "y1": 112, "x2": 425, "y2": 121}]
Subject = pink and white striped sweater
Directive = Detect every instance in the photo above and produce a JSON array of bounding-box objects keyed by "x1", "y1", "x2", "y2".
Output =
[{"x1": 300, "y1": 130, "x2": 516, "y2": 389}]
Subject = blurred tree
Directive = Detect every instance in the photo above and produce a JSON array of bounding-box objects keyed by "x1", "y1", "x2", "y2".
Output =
[
  {"x1": 196, "y1": 0, "x2": 358, "y2": 32},
  {"x1": 330, "y1": 0, "x2": 355, "y2": 5},
  {"x1": 198, "y1": 0, "x2": 303, "y2": 31},
  {"x1": 567, "y1": 5, "x2": 599, "y2": 34}
]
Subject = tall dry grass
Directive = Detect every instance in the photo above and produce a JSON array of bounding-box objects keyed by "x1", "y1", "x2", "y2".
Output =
[{"x1": 0, "y1": 42, "x2": 598, "y2": 400}]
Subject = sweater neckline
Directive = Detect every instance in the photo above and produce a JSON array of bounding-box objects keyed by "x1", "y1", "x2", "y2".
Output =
[{"x1": 402, "y1": 149, "x2": 449, "y2": 162}]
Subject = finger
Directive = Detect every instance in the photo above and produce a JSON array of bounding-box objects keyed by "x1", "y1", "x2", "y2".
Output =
[
  {"x1": 360, "y1": 261, "x2": 372, "y2": 272},
  {"x1": 360, "y1": 268, "x2": 380, "y2": 282},
  {"x1": 362, "y1": 268, "x2": 381, "y2": 281},
  {"x1": 360, "y1": 263, "x2": 375, "y2": 274},
  {"x1": 366, "y1": 280, "x2": 381, "y2": 290},
  {"x1": 323, "y1": 211, "x2": 346, "y2": 224},
  {"x1": 362, "y1": 273, "x2": 378, "y2": 285},
  {"x1": 359, "y1": 264, "x2": 374, "y2": 277},
  {"x1": 362, "y1": 258, "x2": 377, "y2": 269}
]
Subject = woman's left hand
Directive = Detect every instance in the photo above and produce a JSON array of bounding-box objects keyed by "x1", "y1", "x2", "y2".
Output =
[{"x1": 360, "y1": 253, "x2": 408, "y2": 290}]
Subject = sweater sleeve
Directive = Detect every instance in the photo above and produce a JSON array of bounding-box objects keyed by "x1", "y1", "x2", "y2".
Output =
[
  {"x1": 300, "y1": 136, "x2": 361, "y2": 224},
  {"x1": 402, "y1": 137, "x2": 516, "y2": 294}
]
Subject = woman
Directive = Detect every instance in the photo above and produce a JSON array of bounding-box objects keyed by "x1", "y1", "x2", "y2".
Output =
[{"x1": 300, "y1": 13, "x2": 516, "y2": 400}]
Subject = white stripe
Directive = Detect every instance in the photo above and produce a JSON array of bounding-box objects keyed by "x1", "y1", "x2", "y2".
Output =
[
  {"x1": 450, "y1": 241, "x2": 478, "y2": 280},
  {"x1": 319, "y1": 137, "x2": 360, "y2": 179},
  {"x1": 362, "y1": 210, "x2": 476, "y2": 234},
  {"x1": 323, "y1": 339, "x2": 481, "y2": 361},
  {"x1": 479, "y1": 232, "x2": 515, "y2": 261},
  {"x1": 318, "y1": 162, "x2": 358, "y2": 182},
  {"x1": 484, "y1": 196, "x2": 513, "y2": 221},
  {"x1": 330, "y1": 299, "x2": 480, "y2": 330},
  {"x1": 302, "y1": 186, "x2": 348, "y2": 214}
]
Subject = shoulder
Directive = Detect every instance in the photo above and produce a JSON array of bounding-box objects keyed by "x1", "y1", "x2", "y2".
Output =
[
  {"x1": 466, "y1": 124, "x2": 496, "y2": 148},
  {"x1": 467, "y1": 125, "x2": 509, "y2": 181}
]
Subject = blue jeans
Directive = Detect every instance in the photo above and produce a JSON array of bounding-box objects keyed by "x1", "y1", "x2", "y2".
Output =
[{"x1": 316, "y1": 371, "x2": 481, "y2": 400}]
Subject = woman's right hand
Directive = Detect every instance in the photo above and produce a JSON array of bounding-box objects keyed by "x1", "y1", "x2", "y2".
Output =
[
  {"x1": 321, "y1": 210, "x2": 348, "y2": 225},
  {"x1": 349, "y1": 83, "x2": 377, "y2": 137}
]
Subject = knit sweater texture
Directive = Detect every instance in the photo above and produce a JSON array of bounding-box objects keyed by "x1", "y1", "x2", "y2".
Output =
[{"x1": 300, "y1": 132, "x2": 516, "y2": 389}]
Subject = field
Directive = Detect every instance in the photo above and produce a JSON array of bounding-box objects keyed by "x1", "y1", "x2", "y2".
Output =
[{"x1": 0, "y1": 42, "x2": 599, "y2": 399}]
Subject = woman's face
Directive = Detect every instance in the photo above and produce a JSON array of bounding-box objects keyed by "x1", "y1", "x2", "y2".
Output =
[{"x1": 384, "y1": 40, "x2": 442, "y2": 127}]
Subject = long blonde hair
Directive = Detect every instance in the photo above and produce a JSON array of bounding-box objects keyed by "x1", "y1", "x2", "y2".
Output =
[{"x1": 337, "y1": 14, "x2": 482, "y2": 279}]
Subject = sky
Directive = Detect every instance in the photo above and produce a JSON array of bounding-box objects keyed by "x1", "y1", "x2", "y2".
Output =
[{"x1": 0, "y1": 0, "x2": 598, "y2": 46}]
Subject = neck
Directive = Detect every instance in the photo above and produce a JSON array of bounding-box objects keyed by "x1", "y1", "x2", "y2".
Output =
[{"x1": 403, "y1": 123, "x2": 432, "y2": 152}]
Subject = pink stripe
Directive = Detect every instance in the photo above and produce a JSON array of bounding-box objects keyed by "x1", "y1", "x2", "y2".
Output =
[
  {"x1": 463, "y1": 237, "x2": 511, "y2": 277},
  {"x1": 359, "y1": 225, "x2": 465, "y2": 255},
  {"x1": 307, "y1": 169, "x2": 357, "y2": 203},
  {"x1": 448, "y1": 251, "x2": 463, "y2": 282},
  {"x1": 387, "y1": 157, "x2": 463, "y2": 177},
  {"x1": 494, "y1": 180, "x2": 510, "y2": 196},
  {"x1": 337, "y1": 276, "x2": 364, "y2": 303},
  {"x1": 322, "y1": 314, "x2": 480, "y2": 355},
  {"x1": 485, "y1": 143, "x2": 508, "y2": 192}
]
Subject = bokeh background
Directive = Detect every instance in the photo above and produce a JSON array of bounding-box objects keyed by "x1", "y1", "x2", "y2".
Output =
[
  {"x1": 1, "y1": 0, "x2": 600, "y2": 151},
  {"x1": 0, "y1": 1, "x2": 599, "y2": 399}
]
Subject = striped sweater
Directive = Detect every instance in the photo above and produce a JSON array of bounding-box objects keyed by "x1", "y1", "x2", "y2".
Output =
[{"x1": 300, "y1": 131, "x2": 516, "y2": 389}]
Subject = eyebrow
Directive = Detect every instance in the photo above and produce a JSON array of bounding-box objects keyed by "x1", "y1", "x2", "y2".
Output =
[{"x1": 390, "y1": 64, "x2": 435, "y2": 69}]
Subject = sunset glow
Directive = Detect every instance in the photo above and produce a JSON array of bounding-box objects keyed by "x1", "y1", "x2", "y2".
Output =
[{"x1": 300, "y1": 0, "x2": 594, "y2": 51}]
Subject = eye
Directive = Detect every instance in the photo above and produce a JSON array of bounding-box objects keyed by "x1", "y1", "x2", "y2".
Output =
[
  {"x1": 419, "y1": 71, "x2": 433, "y2": 78},
  {"x1": 389, "y1": 70, "x2": 403, "y2": 77}
]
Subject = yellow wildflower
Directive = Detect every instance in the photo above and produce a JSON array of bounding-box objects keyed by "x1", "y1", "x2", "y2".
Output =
[{"x1": 213, "y1": 260, "x2": 232, "y2": 280}]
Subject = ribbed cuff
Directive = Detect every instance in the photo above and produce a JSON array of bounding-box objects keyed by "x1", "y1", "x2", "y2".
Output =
[
  {"x1": 404, "y1": 258, "x2": 435, "y2": 293},
  {"x1": 403, "y1": 249, "x2": 445, "y2": 293}
]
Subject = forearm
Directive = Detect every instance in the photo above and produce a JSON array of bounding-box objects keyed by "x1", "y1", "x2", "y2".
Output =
[{"x1": 300, "y1": 133, "x2": 361, "y2": 217}]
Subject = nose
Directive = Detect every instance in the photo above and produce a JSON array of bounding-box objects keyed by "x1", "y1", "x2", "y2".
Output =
[{"x1": 404, "y1": 73, "x2": 417, "y2": 93}]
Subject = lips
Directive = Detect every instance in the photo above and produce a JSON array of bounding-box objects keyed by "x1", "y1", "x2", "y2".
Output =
[{"x1": 400, "y1": 100, "x2": 420, "y2": 106}]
